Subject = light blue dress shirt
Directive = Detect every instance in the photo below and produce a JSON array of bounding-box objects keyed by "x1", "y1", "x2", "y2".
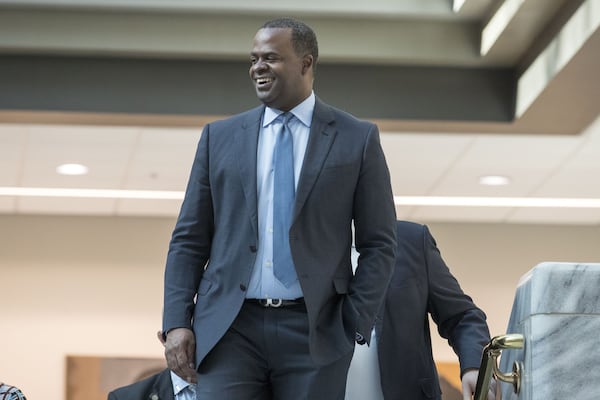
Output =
[
  {"x1": 246, "y1": 92, "x2": 315, "y2": 300},
  {"x1": 170, "y1": 371, "x2": 196, "y2": 400}
]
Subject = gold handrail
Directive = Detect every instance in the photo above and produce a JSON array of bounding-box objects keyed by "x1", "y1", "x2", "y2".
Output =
[{"x1": 474, "y1": 334, "x2": 524, "y2": 400}]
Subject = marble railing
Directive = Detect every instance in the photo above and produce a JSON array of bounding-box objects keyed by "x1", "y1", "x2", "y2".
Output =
[{"x1": 478, "y1": 262, "x2": 600, "y2": 400}]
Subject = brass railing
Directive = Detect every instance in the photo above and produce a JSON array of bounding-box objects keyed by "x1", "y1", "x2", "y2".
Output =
[{"x1": 474, "y1": 334, "x2": 524, "y2": 400}]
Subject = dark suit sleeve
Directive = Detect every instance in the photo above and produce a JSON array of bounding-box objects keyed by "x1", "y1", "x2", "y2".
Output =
[
  {"x1": 163, "y1": 124, "x2": 214, "y2": 333},
  {"x1": 423, "y1": 225, "x2": 491, "y2": 374},
  {"x1": 351, "y1": 123, "x2": 397, "y2": 342}
]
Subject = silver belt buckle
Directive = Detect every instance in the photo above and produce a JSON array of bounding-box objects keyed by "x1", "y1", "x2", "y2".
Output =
[{"x1": 263, "y1": 298, "x2": 283, "y2": 307}]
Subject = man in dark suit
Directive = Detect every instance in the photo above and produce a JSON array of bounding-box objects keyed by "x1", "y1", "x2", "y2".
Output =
[
  {"x1": 162, "y1": 17, "x2": 397, "y2": 400},
  {"x1": 107, "y1": 369, "x2": 174, "y2": 400},
  {"x1": 107, "y1": 332, "x2": 196, "y2": 400},
  {"x1": 346, "y1": 221, "x2": 495, "y2": 400},
  {"x1": 107, "y1": 368, "x2": 197, "y2": 400}
]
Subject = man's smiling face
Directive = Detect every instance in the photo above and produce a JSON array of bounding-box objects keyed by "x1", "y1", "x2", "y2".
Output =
[{"x1": 249, "y1": 27, "x2": 312, "y2": 111}]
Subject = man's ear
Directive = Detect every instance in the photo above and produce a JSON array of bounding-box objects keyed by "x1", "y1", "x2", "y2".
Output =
[{"x1": 302, "y1": 55, "x2": 314, "y2": 74}]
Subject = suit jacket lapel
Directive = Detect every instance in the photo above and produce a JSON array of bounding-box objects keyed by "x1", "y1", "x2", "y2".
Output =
[
  {"x1": 150, "y1": 369, "x2": 175, "y2": 400},
  {"x1": 293, "y1": 98, "x2": 337, "y2": 221},
  {"x1": 236, "y1": 106, "x2": 264, "y2": 237}
]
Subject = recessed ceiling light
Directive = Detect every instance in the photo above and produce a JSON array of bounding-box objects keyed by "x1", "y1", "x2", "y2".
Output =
[
  {"x1": 479, "y1": 175, "x2": 510, "y2": 186},
  {"x1": 56, "y1": 163, "x2": 89, "y2": 176}
]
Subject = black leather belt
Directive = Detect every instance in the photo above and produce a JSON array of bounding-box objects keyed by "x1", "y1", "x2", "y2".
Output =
[{"x1": 246, "y1": 298, "x2": 305, "y2": 308}]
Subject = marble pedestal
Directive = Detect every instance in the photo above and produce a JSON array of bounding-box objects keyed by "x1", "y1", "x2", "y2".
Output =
[{"x1": 499, "y1": 262, "x2": 600, "y2": 400}]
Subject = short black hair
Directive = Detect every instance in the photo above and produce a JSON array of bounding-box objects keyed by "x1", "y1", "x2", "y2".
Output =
[{"x1": 262, "y1": 17, "x2": 319, "y2": 70}]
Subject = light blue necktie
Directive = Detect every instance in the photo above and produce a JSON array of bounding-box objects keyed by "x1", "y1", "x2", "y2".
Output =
[{"x1": 273, "y1": 112, "x2": 297, "y2": 287}]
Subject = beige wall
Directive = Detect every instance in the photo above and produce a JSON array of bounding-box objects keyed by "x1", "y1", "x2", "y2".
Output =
[{"x1": 2, "y1": 214, "x2": 600, "y2": 400}]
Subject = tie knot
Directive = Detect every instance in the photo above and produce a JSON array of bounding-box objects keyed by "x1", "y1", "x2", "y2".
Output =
[{"x1": 280, "y1": 112, "x2": 294, "y2": 125}]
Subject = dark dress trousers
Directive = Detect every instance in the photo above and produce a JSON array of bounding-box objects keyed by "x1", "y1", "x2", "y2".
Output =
[
  {"x1": 376, "y1": 221, "x2": 490, "y2": 399},
  {"x1": 107, "y1": 369, "x2": 173, "y2": 400},
  {"x1": 163, "y1": 97, "x2": 397, "y2": 370}
]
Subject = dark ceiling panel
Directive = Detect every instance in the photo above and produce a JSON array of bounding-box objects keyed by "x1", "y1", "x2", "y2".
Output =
[{"x1": 0, "y1": 54, "x2": 515, "y2": 122}]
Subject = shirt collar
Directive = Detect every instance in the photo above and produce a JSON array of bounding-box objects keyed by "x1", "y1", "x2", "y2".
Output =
[
  {"x1": 170, "y1": 370, "x2": 196, "y2": 395},
  {"x1": 263, "y1": 91, "x2": 315, "y2": 128}
]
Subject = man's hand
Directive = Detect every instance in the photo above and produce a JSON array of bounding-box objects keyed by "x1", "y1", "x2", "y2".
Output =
[
  {"x1": 462, "y1": 369, "x2": 500, "y2": 400},
  {"x1": 164, "y1": 328, "x2": 197, "y2": 384}
]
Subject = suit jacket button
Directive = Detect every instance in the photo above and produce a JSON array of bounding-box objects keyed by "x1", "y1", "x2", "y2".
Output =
[
  {"x1": 249, "y1": 245, "x2": 257, "y2": 252},
  {"x1": 240, "y1": 284, "x2": 247, "y2": 292}
]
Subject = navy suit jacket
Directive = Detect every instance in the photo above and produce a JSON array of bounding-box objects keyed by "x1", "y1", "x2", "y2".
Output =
[
  {"x1": 107, "y1": 369, "x2": 174, "y2": 400},
  {"x1": 376, "y1": 221, "x2": 490, "y2": 399},
  {"x1": 163, "y1": 97, "x2": 397, "y2": 367}
]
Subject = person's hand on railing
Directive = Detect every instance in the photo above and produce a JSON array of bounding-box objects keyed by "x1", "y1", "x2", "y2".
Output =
[
  {"x1": 463, "y1": 369, "x2": 500, "y2": 400},
  {"x1": 474, "y1": 334, "x2": 523, "y2": 400}
]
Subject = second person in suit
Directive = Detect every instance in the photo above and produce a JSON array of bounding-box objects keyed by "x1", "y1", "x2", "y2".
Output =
[
  {"x1": 107, "y1": 369, "x2": 188, "y2": 400},
  {"x1": 346, "y1": 221, "x2": 496, "y2": 400},
  {"x1": 108, "y1": 332, "x2": 196, "y2": 400},
  {"x1": 162, "y1": 17, "x2": 397, "y2": 400}
]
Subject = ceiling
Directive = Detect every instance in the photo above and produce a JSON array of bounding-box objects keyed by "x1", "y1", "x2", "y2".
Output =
[{"x1": 0, "y1": 0, "x2": 599, "y2": 224}]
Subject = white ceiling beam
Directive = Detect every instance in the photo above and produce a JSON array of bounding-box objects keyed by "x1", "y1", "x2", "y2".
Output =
[
  {"x1": 480, "y1": 0, "x2": 526, "y2": 56},
  {"x1": 516, "y1": 0, "x2": 600, "y2": 118},
  {"x1": 453, "y1": 0, "x2": 466, "y2": 13},
  {"x1": 0, "y1": 0, "x2": 454, "y2": 18},
  {"x1": 0, "y1": 9, "x2": 481, "y2": 66}
]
